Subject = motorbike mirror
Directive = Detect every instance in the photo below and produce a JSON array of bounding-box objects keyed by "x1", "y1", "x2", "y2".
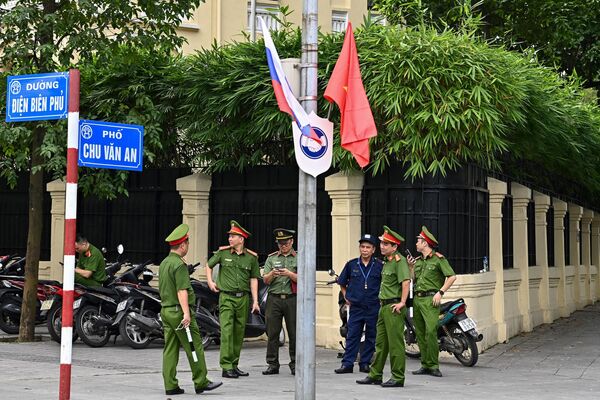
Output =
[
  {"x1": 117, "y1": 244, "x2": 124, "y2": 255},
  {"x1": 101, "y1": 247, "x2": 107, "y2": 254},
  {"x1": 328, "y1": 269, "x2": 336, "y2": 276}
]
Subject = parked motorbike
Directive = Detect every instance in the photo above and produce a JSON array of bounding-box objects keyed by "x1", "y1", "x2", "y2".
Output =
[{"x1": 404, "y1": 298, "x2": 483, "y2": 367}]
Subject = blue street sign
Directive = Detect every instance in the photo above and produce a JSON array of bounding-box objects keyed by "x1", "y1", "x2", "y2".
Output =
[
  {"x1": 6, "y1": 72, "x2": 69, "y2": 122},
  {"x1": 78, "y1": 120, "x2": 144, "y2": 172}
]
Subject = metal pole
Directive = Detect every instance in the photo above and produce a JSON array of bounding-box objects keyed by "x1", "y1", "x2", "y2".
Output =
[
  {"x1": 250, "y1": 0, "x2": 257, "y2": 42},
  {"x1": 296, "y1": 1, "x2": 318, "y2": 399},
  {"x1": 59, "y1": 68, "x2": 80, "y2": 400}
]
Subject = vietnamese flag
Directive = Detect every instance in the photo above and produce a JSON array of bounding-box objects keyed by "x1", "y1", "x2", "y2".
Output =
[{"x1": 324, "y1": 22, "x2": 377, "y2": 168}]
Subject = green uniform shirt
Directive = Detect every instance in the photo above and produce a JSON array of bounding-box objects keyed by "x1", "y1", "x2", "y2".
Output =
[
  {"x1": 207, "y1": 247, "x2": 261, "y2": 292},
  {"x1": 379, "y1": 252, "x2": 410, "y2": 300},
  {"x1": 158, "y1": 253, "x2": 196, "y2": 307},
  {"x1": 414, "y1": 253, "x2": 455, "y2": 292},
  {"x1": 76, "y1": 244, "x2": 106, "y2": 284},
  {"x1": 263, "y1": 251, "x2": 297, "y2": 294}
]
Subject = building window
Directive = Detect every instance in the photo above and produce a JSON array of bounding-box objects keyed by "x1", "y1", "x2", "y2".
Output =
[
  {"x1": 332, "y1": 10, "x2": 348, "y2": 33},
  {"x1": 248, "y1": 2, "x2": 280, "y2": 32},
  {"x1": 369, "y1": 12, "x2": 387, "y2": 26}
]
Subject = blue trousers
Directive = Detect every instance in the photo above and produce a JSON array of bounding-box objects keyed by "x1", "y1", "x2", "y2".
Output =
[{"x1": 342, "y1": 303, "x2": 379, "y2": 368}]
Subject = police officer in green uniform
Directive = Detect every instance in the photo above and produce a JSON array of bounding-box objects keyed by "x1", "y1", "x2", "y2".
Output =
[
  {"x1": 206, "y1": 220, "x2": 261, "y2": 379},
  {"x1": 159, "y1": 224, "x2": 222, "y2": 395},
  {"x1": 262, "y1": 228, "x2": 297, "y2": 376},
  {"x1": 74, "y1": 235, "x2": 106, "y2": 287},
  {"x1": 357, "y1": 226, "x2": 410, "y2": 388},
  {"x1": 409, "y1": 226, "x2": 456, "y2": 378}
]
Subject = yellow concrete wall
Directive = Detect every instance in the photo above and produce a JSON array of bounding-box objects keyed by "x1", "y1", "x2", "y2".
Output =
[{"x1": 177, "y1": 0, "x2": 370, "y2": 54}]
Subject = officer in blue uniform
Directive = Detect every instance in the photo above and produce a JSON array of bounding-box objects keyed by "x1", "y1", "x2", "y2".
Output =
[{"x1": 334, "y1": 234, "x2": 383, "y2": 374}]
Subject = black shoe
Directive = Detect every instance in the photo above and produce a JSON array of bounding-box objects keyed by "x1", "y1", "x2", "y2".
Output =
[
  {"x1": 412, "y1": 367, "x2": 430, "y2": 375},
  {"x1": 234, "y1": 367, "x2": 249, "y2": 377},
  {"x1": 195, "y1": 381, "x2": 223, "y2": 394},
  {"x1": 356, "y1": 376, "x2": 382, "y2": 385},
  {"x1": 290, "y1": 367, "x2": 295, "y2": 376},
  {"x1": 429, "y1": 368, "x2": 443, "y2": 377},
  {"x1": 381, "y1": 379, "x2": 404, "y2": 388},
  {"x1": 222, "y1": 369, "x2": 239, "y2": 378},
  {"x1": 165, "y1": 387, "x2": 184, "y2": 395},
  {"x1": 334, "y1": 365, "x2": 354, "y2": 374},
  {"x1": 359, "y1": 365, "x2": 370, "y2": 373},
  {"x1": 262, "y1": 366, "x2": 280, "y2": 375}
]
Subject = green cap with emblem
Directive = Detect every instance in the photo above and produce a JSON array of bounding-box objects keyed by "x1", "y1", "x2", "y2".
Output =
[
  {"x1": 418, "y1": 225, "x2": 438, "y2": 247},
  {"x1": 228, "y1": 220, "x2": 251, "y2": 238},
  {"x1": 273, "y1": 228, "x2": 295, "y2": 241},
  {"x1": 379, "y1": 225, "x2": 404, "y2": 245},
  {"x1": 165, "y1": 223, "x2": 189, "y2": 246}
]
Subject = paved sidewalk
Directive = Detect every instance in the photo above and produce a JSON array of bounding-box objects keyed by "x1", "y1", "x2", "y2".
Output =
[{"x1": 1, "y1": 303, "x2": 599, "y2": 399}]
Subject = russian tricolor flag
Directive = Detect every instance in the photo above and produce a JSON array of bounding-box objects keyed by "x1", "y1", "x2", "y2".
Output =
[{"x1": 260, "y1": 17, "x2": 321, "y2": 145}]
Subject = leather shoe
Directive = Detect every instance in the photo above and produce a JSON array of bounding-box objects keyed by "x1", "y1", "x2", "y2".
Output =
[
  {"x1": 262, "y1": 366, "x2": 280, "y2": 375},
  {"x1": 359, "y1": 365, "x2": 370, "y2": 373},
  {"x1": 222, "y1": 369, "x2": 239, "y2": 378},
  {"x1": 195, "y1": 381, "x2": 223, "y2": 393},
  {"x1": 334, "y1": 365, "x2": 354, "y2": 374},
  {"x1": 412, "y1": 367, "x2": 430, "y2": 375},
  {"x1": 381, "y1": 379, "x2": 404, "y2": 388},
  {"x1": 290, "y1": 365, "x2": 295, "y2": 375},
  {"x1": 429, "y1": 368, "x2": 443, "y2": 377},
  {"x1": 165, "y1": 387, "x2": 184, "y2": 395},
  {"x1": 356, "y1": 376, "x2": 382, "y2": 385},
  {"x1": 234, "y1": 367, "x2": 249, "y2": 377}
]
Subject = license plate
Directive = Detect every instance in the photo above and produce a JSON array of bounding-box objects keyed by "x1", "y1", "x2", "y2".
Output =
[
  {"x1": 40, "y1": 299, "x2": 54, "y2": 311},
  {"x1": 116, "y1": 300, "x2": 127, "y2": 313},
  {"x1": 458, "y1": 317, "x2": 477, "y2": 331},
  {"x1": 73, "y1": 298, "x2": 81, "y2": 310}
]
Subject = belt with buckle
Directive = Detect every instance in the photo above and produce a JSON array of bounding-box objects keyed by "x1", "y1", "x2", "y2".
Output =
[
  {"x1": 415, "y1": 291, "x2": 438, "y2": 297},
  {"x1": 222, "y1": 291, "x2": 247, "y2": 298},
  {"x1": 272, "y1": 293, "x2": 296, "y2": 299},
  {"x1": 380, "y1": 298, "x2": 401, "y2": 305}
]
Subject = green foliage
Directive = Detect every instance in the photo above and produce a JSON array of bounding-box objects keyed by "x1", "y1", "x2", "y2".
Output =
[
  {"x1": 175, "y1": 20, "x2": 600, "y2": 200},
  {"x1": 0, "y1": 0, "x2": 203, "y2": 198}
]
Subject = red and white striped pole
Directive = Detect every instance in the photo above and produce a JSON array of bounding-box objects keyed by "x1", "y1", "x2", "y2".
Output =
[{"x1": 59, "y1": 69, "x2": 80, "y2": 400}]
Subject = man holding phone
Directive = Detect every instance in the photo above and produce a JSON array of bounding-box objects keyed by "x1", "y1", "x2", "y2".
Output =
[
  {"x1": 262, "y1": 228, "x2": 298, "y2": 376},
  {"x1": 407, "y1": 226, "x2": 456, "y2": 378}
]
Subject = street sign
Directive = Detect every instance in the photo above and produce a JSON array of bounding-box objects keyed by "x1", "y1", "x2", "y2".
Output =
[
  {"x1": 6, "y1": 72, "x2": 69, "y2": 122},
  {"x1": 78, "y1": 120, "x2": 144, "y2": 171}
]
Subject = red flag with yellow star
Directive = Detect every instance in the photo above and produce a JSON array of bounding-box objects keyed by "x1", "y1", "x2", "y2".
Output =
[{"x1": 324, "y1": 22, "x2": 377, "y2": 168}]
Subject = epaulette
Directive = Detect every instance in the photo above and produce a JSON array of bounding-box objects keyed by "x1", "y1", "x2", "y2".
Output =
[
  {"x1": 268, "y1": 251, "x2": 279, "y2": 257},
  {"x1": 246, "y1": 249, "x2": 258, "y2": 257},
  {"x1": 435, "y1": 252, "x2": 445, "y2": 258},
  {"x1": 217, "y1": 245, "x2": 231, "y2": 252},
  {"x1": 395, "y1": 254, "x2": 401, "y2": 262}
]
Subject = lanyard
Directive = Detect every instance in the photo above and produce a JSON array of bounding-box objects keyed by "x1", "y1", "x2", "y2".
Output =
[{"x1": 357, "y1": 258, "x2": 374, "y2": 289}]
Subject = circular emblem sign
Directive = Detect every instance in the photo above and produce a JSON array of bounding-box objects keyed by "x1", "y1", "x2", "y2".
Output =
[
  {"x1": 81, "y1": 124, "x2": 93, "y2": 140},
  {"x1": 10, "y1": 81, "x2": 21, "y2": 95},
  {"x1": 299, "y1": 127, "x2": 328, "y2": 159}
]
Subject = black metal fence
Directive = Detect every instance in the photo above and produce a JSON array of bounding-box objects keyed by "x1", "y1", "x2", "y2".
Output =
[
  {"x1": 547, "y1": 206, "x2": 555, "y2": 266},
  {"x1": 0, "y1": 173, "x2": 52, "y2": 259},
  {"x1": 76, "y1": 168, "x2": 191, "y2": 263},
  {"x1": 361, "y1": 163, "x2": 488, "y2": 275},
  {"x1": 564, "y1": 211, "x2": 570, "y2": 265},
  {"x1": 208, "y1": 166, "x2": 333, "y2": 270},
  {"x1": 502, "y1": 195, "x2": 514, "y2": 269},
  {"x1": 527, "y1": 201, "x2": 536, "y2": 266}
]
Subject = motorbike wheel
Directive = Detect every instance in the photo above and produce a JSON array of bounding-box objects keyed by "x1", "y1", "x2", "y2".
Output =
[
  {"x1": 0, "y1": 293, "x2": 21, "y2": 334},
  {"x1": 449, "y1": 325, "x2": 479, "y2": 367},
  {"x1": 404, "y1": 324, "x2": 421, "y2": 358},
  {"x1": 47, "y1": 302, "x2": 79, "y2": 344},
  {"x1": 198, "y1": 326, "x2": 213, "y2": 350},
  {"x1": 75, "y1": 305, "x2": 111, "y2": 348},
  {"x1": 119, "y1": 313, "x2": 151, "y2": 349}
]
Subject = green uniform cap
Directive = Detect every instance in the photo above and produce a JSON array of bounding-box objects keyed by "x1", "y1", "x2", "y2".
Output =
[
  {"x1": 228, "y1": 220, "x2": 251, "y2": 238},
  {"x1": 273, "y1": 228, "x2": 295, "y2": 241},
  {"x1": 379, "y1": 225, "x2": 404, "y2": 245},
  {"x1": 165, "y1": 223, "x2": 189, "y2": 245},
  {"x1": 418, "y1": 225, "x2": 438, "y2": 247}
]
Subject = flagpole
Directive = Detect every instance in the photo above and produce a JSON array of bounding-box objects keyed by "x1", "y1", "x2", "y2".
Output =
[{"x1": 296, "y1": 0, "x2": 318, "y2": 399}]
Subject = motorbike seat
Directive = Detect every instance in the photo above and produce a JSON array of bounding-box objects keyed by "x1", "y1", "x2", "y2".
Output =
[
  {"x1": 439, "y1": 298, "x2": 464, "y2": 314},
  {"x1": 86, "y1": 286, "x2": 118, "y2": 296},
  {"x1": 138, "y1": 286, "x2": 160, "y2": 295}
]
